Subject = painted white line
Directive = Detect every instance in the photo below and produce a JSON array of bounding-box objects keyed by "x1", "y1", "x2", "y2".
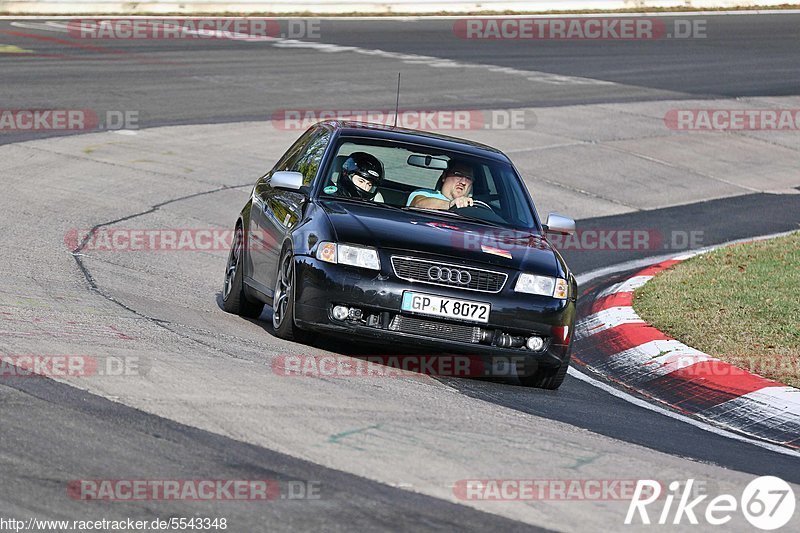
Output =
[
  {"x1": 44, "y1": 21, "x2": 71, "y2": 30},
  {"x1": 576, "y1": 252, "x2": 685, "y2": 287},
  {"x1": 267, "y1": 38, "x2": 613, "y2": 86},
  {"x1": 672, "y1": 249, "x2": 707, "y2": 261},
  {"x1": 595, "y1": 274, "x2": 653, "y2": 298},
  {"x1": 566, "y1": 366, "x2": 800, "y2": 458},
  {"x1": 29, "y1": 19, "x2": 610, "y2": 87},
  {"x1": 9, "y1": 21, "x2": 68, "y2": 32},
  {"x1": 2, "y1": 19, "x2": 619, "y2": 86}
]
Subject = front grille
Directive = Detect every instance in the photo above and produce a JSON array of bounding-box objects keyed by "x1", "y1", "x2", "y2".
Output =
[
  {"x1": 389, "y1": 315, "x2": 481, "y2": 344},
  {"x1": 391, "y1": 256, "x2": 507, "y2": 293}
]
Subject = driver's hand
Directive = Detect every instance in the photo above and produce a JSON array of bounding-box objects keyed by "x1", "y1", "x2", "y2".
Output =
[{"x1": 449, "y1": 197, "x2": 473, "y2": 208}]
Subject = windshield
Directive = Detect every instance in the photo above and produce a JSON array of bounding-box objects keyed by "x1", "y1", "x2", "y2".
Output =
[{"x1": 319, "y1": 136, "x2": 540, "y2": 231}]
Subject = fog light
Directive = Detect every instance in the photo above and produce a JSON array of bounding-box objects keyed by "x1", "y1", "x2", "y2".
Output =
[
  {"x1": 526, "y1": 336, "x2": 545, "y2": 351},
  {"x1": 332, "y1": 305, "x2": 349, "y2": 321},
  {"x1": 348, "y1": 308, "x2": 363, "y2": 320}
]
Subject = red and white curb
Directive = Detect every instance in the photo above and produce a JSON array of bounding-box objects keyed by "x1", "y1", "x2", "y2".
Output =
[{"x1": 574, "y1": 246, "x2": 800, "y2": 450}]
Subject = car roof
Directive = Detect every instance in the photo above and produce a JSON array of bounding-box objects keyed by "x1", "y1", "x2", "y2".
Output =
[{"x1": 318, "y1": 120, "x2": 511, "y2": 163}]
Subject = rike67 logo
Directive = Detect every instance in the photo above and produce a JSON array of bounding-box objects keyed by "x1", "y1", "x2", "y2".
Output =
[{"x1": 626, "y1": 477, "x2": 796, "y2": 530}]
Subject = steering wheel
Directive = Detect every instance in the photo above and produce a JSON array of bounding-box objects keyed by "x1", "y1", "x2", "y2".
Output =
[{"x1": 449, "y1": 199, "x2": 494, "y2": 211}]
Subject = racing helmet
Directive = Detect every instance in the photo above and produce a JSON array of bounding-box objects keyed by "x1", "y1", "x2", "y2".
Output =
[{"x1": 339, "y1": 152, "x2": 383, "y2": 200}]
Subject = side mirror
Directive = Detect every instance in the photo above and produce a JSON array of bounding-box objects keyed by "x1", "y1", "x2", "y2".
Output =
[
  {"x1": 271, "y1": 171, "x2": 305, "y2": 191},
  {"x1": 544, "y1": 213, "x2": 576, "y2": 236}
]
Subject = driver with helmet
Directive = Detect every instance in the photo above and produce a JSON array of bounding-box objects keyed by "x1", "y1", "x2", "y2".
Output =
[{"x1": 337, "y1": 152, "x2": 384, "y2": 202}]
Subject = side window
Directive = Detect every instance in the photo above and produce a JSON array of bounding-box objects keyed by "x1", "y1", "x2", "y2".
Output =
[
  {"x1": 291, "y1": 129, "x2": 332, "y2": 185},
  {"x1": 498, "y1": 167, "x2": 535, "y2": 228},
  {"x1": 273, "y1": 128, "x2": 317, "y2": 173}
]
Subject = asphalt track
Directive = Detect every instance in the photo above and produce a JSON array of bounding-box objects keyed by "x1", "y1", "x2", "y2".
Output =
[
  {"x1": 2, "y1": 14, "x2": 800, "y2": 142},
  {"x1": 1, "y1": 13, "x2": 800, "y2": 532}
]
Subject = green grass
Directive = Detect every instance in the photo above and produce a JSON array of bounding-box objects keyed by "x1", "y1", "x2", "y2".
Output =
[{"x1": 634, "y1": 232, "x2": 800, "y2": 388}]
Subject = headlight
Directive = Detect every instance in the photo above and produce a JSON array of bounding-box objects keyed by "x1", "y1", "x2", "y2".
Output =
[
  {"x1": 315, "y1": 242, "x2": 381, "y2": 270},
  {"x1": 515, "y1": 273, "x2": 569, "y2": 298}
]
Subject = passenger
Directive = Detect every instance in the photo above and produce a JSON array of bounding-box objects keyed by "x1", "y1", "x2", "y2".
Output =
[
  {"x1": 338, "y1": 152, "x2": 384, "y2": 201},
  {"x1": 407, "y1": 160, "x2": 474, "y2": 209}
]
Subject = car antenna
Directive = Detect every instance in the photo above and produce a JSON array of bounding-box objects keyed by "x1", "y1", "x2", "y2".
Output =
[{"x1": 393, "y1": 72, "x2": 401, "y2": 128}]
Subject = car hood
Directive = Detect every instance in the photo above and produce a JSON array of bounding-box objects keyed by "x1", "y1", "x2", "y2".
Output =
[{"x1": 319, "y1": 199, "x2": 560, "y2": 276}]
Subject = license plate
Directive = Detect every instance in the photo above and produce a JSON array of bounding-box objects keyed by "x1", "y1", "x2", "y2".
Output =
[{"x1": 401, "y1": 291, "x2": 491, "y2": 324}]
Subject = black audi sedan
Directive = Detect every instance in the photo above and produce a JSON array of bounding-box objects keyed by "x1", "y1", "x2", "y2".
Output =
[{"x1": 222, "y1": 121, "x2": 577, "y2": 389}]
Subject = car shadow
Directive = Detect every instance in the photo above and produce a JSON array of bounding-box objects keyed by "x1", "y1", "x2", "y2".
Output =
[{"x1": 215, "y1": 291, "x2": 526, "y2": 387}]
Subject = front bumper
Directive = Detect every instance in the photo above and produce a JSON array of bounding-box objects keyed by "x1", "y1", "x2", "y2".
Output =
[{"x1": 293, "y1": 256, "x2": 575, "y2": 368}]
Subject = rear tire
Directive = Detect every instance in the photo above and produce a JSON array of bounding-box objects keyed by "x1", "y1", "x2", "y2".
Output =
[
  {"x1": 222, "y1": 225, "x2": 264, "y2": 319},
  {"x1": 272, "y1": 246, "x2": 306, "y2": 342},
  {"x1": 519, "y1": 351, "x2": 571, "y2": 390}
]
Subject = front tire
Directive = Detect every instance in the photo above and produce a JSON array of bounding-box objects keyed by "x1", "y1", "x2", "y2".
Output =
[
  {"x1": 222, "y1": 225, "x2": 264, "y2": 319},
  {"x1": 272, "y1": 246, "x2": 305, "y2": 341}
]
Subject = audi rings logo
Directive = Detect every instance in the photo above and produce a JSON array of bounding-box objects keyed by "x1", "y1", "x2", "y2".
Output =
[{"x1": 428, "y1": 266, "x2": 472, "y2": 285}]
